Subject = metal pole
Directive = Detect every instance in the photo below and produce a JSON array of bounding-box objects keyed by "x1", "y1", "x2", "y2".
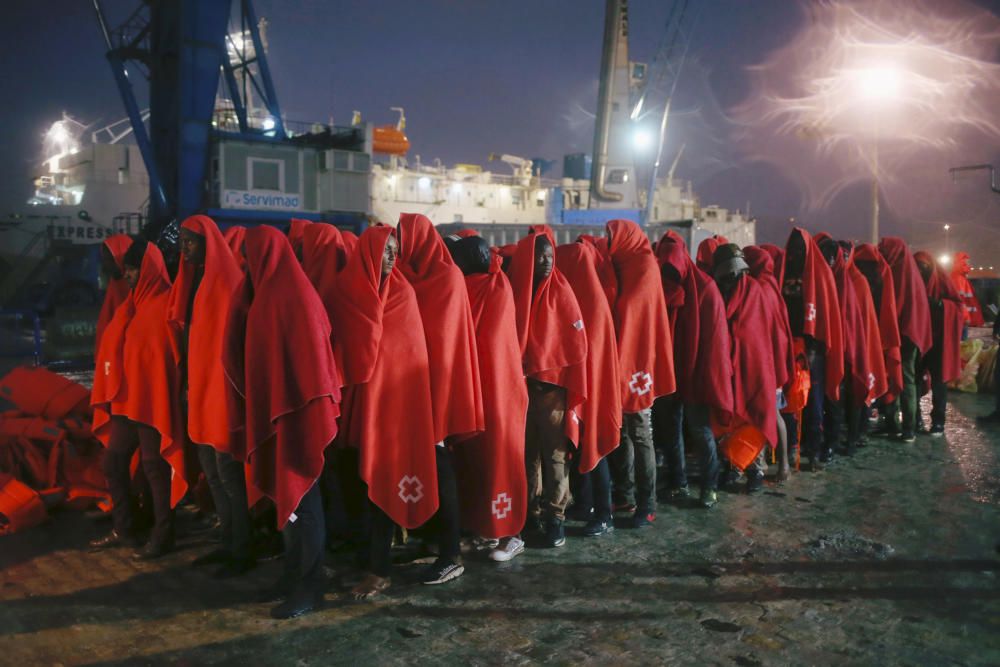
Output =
[{"x1": 643, "y1": 99, "x2": 671, "y2": 225}]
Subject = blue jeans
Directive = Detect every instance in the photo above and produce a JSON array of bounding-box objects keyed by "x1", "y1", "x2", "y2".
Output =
[
  {"x1": 660, "y1": 397, "x2": 720, "y2": 492},
  {"x1": 610, "y1": 409, "x2": 656, "y2": 513},
  {"x1": 574, "y1": 457, "x2": 613, "y2": 522}
]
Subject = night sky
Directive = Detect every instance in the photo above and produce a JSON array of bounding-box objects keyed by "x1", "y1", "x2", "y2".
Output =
[{"x1": 3, "y1": 0, "x2": 999, "y2": 264}]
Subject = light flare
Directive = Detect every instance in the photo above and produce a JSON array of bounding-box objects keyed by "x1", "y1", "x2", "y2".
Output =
[{"x1": 732, "y1": 0, "x2": 1000, "y2": 246}]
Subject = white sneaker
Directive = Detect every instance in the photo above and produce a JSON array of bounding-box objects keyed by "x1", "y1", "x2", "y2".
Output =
[{"x1": 489, "y1": 536, "x2": 525, "y2": 562}]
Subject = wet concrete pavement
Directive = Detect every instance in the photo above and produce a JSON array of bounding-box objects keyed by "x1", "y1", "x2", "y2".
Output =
[{"x1": 2, "y1": 392, "x2": 999, "y2": 666}]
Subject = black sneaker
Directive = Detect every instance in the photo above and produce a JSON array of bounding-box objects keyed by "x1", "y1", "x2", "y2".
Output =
[
  {"x1": 746, "y1": 473, "x2": 764, "y2": 494},
  {"x1": 668, "y1": 486, "x2": 690, "y2": 501},
  {"x1": 544, "y1": 518, "x2": 566, "y2": 548},
  {"x1": 270, "y1": 590, "x2": 323, "y2": 620},
  {"x1": 899, "y1": 431, "x2": 916, "y2": 443},
  {"x1": 699, "y1": 489, "x2": 718, "y2": 508},
  {"x1": 421, "y1": 558, "x2": 465, "y2": 585},
  {"x1": 929, "y1": 424, "x2": 945, "y2": 437},
  {"x1": 631, "y1": 510, "x2": 656, "y2": 529},
  {"x1": 582, "y1": 519, "x2": 614, "y2": 537}
]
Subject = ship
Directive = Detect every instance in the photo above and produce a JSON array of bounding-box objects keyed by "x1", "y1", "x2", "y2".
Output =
[{"x1": 1, "y1": 0, "x2": 753, "y2": 314}]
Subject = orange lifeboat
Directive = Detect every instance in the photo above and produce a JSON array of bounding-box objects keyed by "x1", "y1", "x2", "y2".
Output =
[{"x1": 373, "y1": 125, "x2": 410, "y2": 155}]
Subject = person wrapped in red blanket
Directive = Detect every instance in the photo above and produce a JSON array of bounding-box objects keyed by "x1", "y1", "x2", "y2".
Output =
[
  {"x1": 446, "y1": 234, "x2": 531, "y2": 561},
  {"x1": 780, "y1": 228, "x2": 844, "y2": 470},
  {"x1": 555, "y1": 240, "x2": 621, "y2": 537},
  {"x1": 95, "y1": 235, "x2": 133, "y2": 356},
  {"x1": 508, "y1": 227, "x2": 587, "y2": 548},
  {"x1": 395, "y1": 213, "x2": 484, "y2": 585},
  {"x1": 167, "y1": 215, "x2": 253, "y2": 578},
  {"x1": 816, "y1": 235, "x2": 887, "y2": 456},
  {"x1": 744, "y1": 245, "x2": 795, "y2": 480},
  {"x1": 657, "y1": 231, "x2": 734, "y2": 504},
  {"x1": 878, "y1": 237, "x2": 933, "y2": 441},
  {"x1": 327, "y1": 225, "x2": 438, "y2": 600},
  {"x1": 711, "y1": 243, "x2": 779, "y2": 489},
  {"x1": 91, "y1": 240, "x2": 185, "y2": 559},
  {"x1": 951, "y1": 251, "x2": 984, "y2": 327},
  {"x1": 223, "y1": 225, "x2": 341, "y2": 619},
  {"x1": 605, "y1": 220, "x2": 675, "y2": 528},
  {"x1": 913, "y1": 251, "x2": 965, "y2": 436}
]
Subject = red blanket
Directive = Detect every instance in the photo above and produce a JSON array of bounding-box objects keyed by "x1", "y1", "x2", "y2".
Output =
[
  {"x1": 223, "y1": 226, "x2": 341, "y2": 528},
  {"x1": 287, "y1": 218, "x2": 312, "y2": 258},
  {"x1": 696, "y1": 235, "x2": 728, "y2": 273},
  {"x1": 327, "y1": 226, "x2": 439, "y2": 528},
  {"x1": 508, "y1": 228, "x2": 587, "y2": 445},
  {"x1": 166, "y1": 215, "x2": 243, "y2": 458},
  {"x1": 914, "y1": 251, "x2": 965, "y2": 384},
  {"x1": 815, "y1": 233, "x2": 887, "y2": 406},
  {"x1": 453, "y1": 252, "x2": 529, "y2": 538},
  {"x1": 853, "y1": 244, "x2": 903, "y2": 401},
  {"x1": 396, "y1": 214, "x2": 484, "y2": 443},
  {"x1": 556, "y1": 243, "x2": 622, "y2": 473},
  {"x1": 301, "y1": 223, "x2": 348, "y2": 291},
  {"x1": 95, "y1": 235, "x2": 132, "y2": 355},
  {"x1": 744, "y1": 245, "x2": 794, "y2": 390},
  {"x1": 657, "y1": 233, "x2": 734, "y2": 415},
  {"x1": 781, "y1": 228, "x2": 844, "y2": 401},
  {"x1": 878, "y1": 237, "x2": 933, "y2": 355},
  {"x1": 223, "y1": 226, "x2": 247, "y2": 269},
  {"x1": 607, "y1": 219, "x2": 675, "y2": 412},
  {"x1": 92, "y1": 245, "x2": 187, "y2": 506},
  {"x1": 722, "y1": 275, "x2": 778, "y2": 446},
  {"x1": 952, "y1": 252, "x2": 985, "y2": 326}
]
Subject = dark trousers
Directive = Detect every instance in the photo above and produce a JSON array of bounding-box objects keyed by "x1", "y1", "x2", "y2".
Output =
[
  {"x1": 367, "y1": 501, "x2": 396, "y2": 578},
  {"x1": 802, "y1": 347, "x2": 826, "y2": 460},
  {"x1": 282, "y1": 481, "x2": 325, "y2": 594},
  {"x1": 824, "y1": 376, "x2": 846, "y2": 453},
  {"x1": 431, "y1": 446, "x2": 461, "y2": 564},
  {"x1": 611, "y1": 409, "x2": 656, "y2": 513},
  {"x1": 995, "y1": 348, "x2": 1000, "y2": 411},
  {"x1": 197, "y1": 444, "x2": 251, "y2": 559},
  {"x1": 887, "y1": 339, "x2": 920, "y2": 435},
  {"x1": 573, "y1": 457, "x2": 613, "y2": 522},
  {"x1": 920, "y1": 347, "x2": 948, "y2": 427},
  {"x1": 104, "y1": 416, "x2": 172, "y2": 541},
  {"x1": 659, "y1": 397, "x2": 720, "y2": 493}
]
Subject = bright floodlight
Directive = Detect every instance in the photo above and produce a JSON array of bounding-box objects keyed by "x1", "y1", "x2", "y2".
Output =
[
  {"x1": 857, "y1": 66, "x2": 901, "y2": 101},
  {"x1": 938, "y1": 253, "x2": 952, "y2": 266},
  {"x1": 262, "y1": 117, "x2": 276, "y2": 131},
  {"x1": 418, "y1": 176, "x2": 431, "y2": 189},
  {"x1": 47, "y1": 122, "x2": 69, "y2": 144},
  {"x1": 943, "y1": 224, "x2": 951, "y2": 230},
  {"x1": 632, "y1": 128, "x2": 653, "y2": 150}
]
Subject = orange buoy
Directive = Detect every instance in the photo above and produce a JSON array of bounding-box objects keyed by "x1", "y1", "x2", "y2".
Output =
[{"x1": 718, "y1": 424, "x2": 768, "y2": 472}]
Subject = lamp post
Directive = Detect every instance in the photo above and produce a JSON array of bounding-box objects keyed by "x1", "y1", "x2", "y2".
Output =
[
  {"x1": 944, "y1": 223, "x2": 950, "y2": 256},
  {"x1": 857, "y1": 66, "x2": 900, "y2": 244}
]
